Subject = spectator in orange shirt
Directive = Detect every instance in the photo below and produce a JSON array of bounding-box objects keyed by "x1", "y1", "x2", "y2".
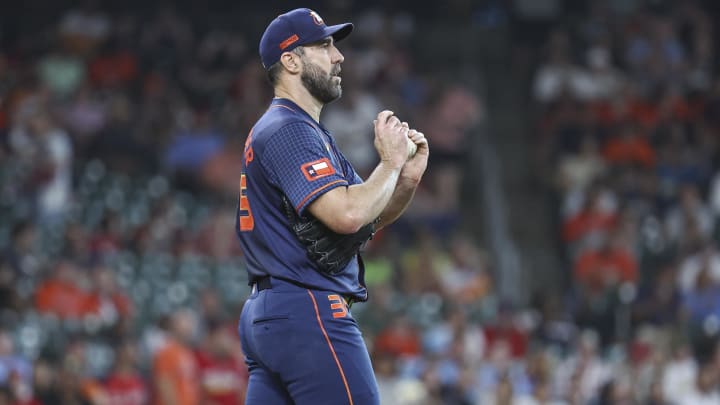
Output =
[
  {"x1": 574, "y1": 234, "x2": 638, "y2": 294},
  {"x1": 35, "y1": 260, "x2": 92, "y2": 319},
  {"x1": 152, "y1": 309, "x2": 199, "y2": 405},
  {"x1": 602, "y1": 123, "x2": 656, "y2": 168}
]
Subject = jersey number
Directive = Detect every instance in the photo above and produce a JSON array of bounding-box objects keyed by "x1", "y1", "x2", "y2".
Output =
[{"x1": 238, "y1": 174, "x2": 254, "y2": 231}]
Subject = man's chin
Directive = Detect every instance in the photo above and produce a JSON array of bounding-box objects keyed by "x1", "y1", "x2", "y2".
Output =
[{"x1": 323, "y1": 87, "x2": 342, "y2": 104}]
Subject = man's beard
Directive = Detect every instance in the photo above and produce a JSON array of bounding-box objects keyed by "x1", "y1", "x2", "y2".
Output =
[{"x1": 300, "y1": 59, "x2": 342, "y2": 104}]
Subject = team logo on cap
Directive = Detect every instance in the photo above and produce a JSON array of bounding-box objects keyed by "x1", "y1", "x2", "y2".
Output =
[{"x1": 309, "y1": 10, "x2": 324, "y2": 26}]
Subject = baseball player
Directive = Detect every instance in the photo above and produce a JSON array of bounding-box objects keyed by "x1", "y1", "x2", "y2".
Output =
[{"x1": 236, "y1": 8, "x2": 429, "y2": 405}]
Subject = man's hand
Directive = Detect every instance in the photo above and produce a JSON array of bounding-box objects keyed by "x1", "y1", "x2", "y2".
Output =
[
  {"x1": 373, "y1": 123, "x2": 429, "y2": 229},
  {"x1": 400, "y1": 126, "x2": 429, "y2": 184},
  {"x1": 373, "y1": 111, "x2": 409, "y2": 170}
]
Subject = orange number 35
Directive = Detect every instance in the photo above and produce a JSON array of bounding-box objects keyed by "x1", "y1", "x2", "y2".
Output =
[{"x1": 238, "y1": 173, "x2": 254, "y2": 231}]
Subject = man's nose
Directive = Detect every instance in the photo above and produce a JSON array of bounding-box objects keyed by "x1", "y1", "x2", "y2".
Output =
[{"x1": 332, "y1": 46, "x2": 344, "y2": 64}]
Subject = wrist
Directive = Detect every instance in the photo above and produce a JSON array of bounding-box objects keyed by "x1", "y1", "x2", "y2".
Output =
[
  {"x1": 380, "y1": 158, "x2": 405, "y2": 171},
  {"x1": 399, "y1": 174, "x2": 422, "y2": 186}
]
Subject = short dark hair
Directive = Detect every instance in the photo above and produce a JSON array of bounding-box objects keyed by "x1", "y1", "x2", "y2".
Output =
[
  {"x1": 266, "y1": 61, "x2": 283, "y2": 86},
  {"x1": 266, "y1": 47, "x2": 305, "y2": 86}
]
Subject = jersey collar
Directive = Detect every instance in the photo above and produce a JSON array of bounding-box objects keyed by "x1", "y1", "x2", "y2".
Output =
[{"x1": 270, "y1": 98, "x2": 327, "y2": 130}]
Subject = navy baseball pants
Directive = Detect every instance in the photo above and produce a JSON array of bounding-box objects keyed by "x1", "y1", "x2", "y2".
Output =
[{"x1": 238, "y1": 277, "x2": 379, "y2": 405}]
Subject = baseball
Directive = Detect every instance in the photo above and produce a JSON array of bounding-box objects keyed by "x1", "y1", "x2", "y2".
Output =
[{"x1": 407, "y1": 136, "x2": 417, "y2": 158}]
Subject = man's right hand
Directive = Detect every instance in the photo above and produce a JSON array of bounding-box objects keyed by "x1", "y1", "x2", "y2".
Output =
[{"x1": 373, "y1": 110, "x2": 409, "y2": 169}]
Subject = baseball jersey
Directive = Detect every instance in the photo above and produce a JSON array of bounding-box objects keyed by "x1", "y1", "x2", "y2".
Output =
[{"x1": 235, "y1": 98, "x2": 368, "y2": 301}]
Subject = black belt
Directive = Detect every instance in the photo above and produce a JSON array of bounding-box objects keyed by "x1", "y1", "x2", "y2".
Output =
[
  {"x1": 253, "y1": 276, "x2": 355, "y2": 308},
  {"x1": 256, "y1": 276, "x2": 272, "y2": 291}
]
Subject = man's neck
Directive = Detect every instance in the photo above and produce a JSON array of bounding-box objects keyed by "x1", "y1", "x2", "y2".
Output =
[{"x1": 274, "y1": 82, "x2": 323, "y2": 122}]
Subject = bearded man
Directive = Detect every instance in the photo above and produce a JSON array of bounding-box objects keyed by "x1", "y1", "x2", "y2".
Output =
[{"x1": 236, "y1": 8, "x2": 429, "y2": 405}]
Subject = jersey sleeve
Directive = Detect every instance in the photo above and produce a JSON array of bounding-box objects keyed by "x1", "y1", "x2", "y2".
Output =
[
  {"x1": 338, "y1": 148, "x2": 363, "y2": 185},
  {"x1": 261, "y1": 122, "x2": 349, "y2": 215}
]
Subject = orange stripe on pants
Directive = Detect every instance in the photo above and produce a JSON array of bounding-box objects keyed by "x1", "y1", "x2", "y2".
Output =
[{"x1": 306, "y1": 290, "x2": 354, "y2": 405}]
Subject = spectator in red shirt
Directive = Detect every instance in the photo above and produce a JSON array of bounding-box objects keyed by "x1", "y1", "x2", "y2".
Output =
[
  {"x1": 88, "y1": 41, "x2": 139, "y2": 89},
  {"x1": 85, "y1": 341, "x2": 148, "y2": 405},
  {"x1": 562, "y1": 187, "x2": 618, "y2": 244},
  {"x1": 104, "y1": 341, "x2": 148, "y2": 405},
  {"x1": 574, "y1": 233, "x2": 638, "y2": 294},
  {"x1": 483, "y1": 306, "x2": 528, "y2": 359},
  {"x1": 195, "y1": 319, "x2": 247, "y2": 405},
  {"x1": 375, "y1": 316, "x2": 422, "y2": 357}
]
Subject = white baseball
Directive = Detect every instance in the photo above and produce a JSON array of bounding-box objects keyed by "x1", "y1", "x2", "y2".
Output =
[{"x1": 407, "y1": 136, "x2": 417, "y2": 158}]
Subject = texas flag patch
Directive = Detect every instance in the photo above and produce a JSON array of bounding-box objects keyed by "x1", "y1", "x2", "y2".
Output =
[{"x1": 301, "y1": 158, "x2": 336, "y2": 181}]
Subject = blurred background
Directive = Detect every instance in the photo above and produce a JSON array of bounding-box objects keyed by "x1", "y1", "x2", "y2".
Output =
[{"x1": 2, "y1": 0, "x2": 720, "y2": 404}]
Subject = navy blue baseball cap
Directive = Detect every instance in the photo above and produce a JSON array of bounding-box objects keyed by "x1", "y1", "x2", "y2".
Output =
[{"x1": 259, "y1": 8, "x2": 353, "y2": 69}]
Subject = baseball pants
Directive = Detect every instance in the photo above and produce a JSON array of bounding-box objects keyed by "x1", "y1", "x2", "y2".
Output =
[{"x1": 238, "y1": 277, "x2": 379, "y2": 405}]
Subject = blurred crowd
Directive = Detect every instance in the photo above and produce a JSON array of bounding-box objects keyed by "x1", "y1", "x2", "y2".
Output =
[
  {"x1": 534, "y1": 0, "x2": 720, "y2": 404},
  {"x1": 0, "y1": 2, "x2": 484, "y2": 405},
  {"x1": 7, "y1": 0, "x2": 720, "y2": 404}
]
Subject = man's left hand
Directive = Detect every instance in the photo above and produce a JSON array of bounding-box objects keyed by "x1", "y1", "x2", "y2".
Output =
[{"x1": 400, "y1": 127, "x2": 429, "y2": 184}]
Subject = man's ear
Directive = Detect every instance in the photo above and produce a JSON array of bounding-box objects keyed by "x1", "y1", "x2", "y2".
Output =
[{"x1": 280, "y1": 52, "x2": 301, "y2": 74}]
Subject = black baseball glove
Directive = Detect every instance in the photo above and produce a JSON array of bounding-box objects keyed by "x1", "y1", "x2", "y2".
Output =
[{"x1": 282, "y1": 196, "x2": 376, "y2": 275}]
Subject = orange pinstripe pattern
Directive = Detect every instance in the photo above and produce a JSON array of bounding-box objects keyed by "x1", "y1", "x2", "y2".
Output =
[{"x1": 306, "y1": 290, "x2": 354, "y2": 405}]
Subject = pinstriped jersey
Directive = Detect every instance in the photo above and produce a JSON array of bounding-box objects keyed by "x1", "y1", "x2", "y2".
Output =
[{"x1": 235, "y1": 97, "x2": 368, "y2": 300}]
